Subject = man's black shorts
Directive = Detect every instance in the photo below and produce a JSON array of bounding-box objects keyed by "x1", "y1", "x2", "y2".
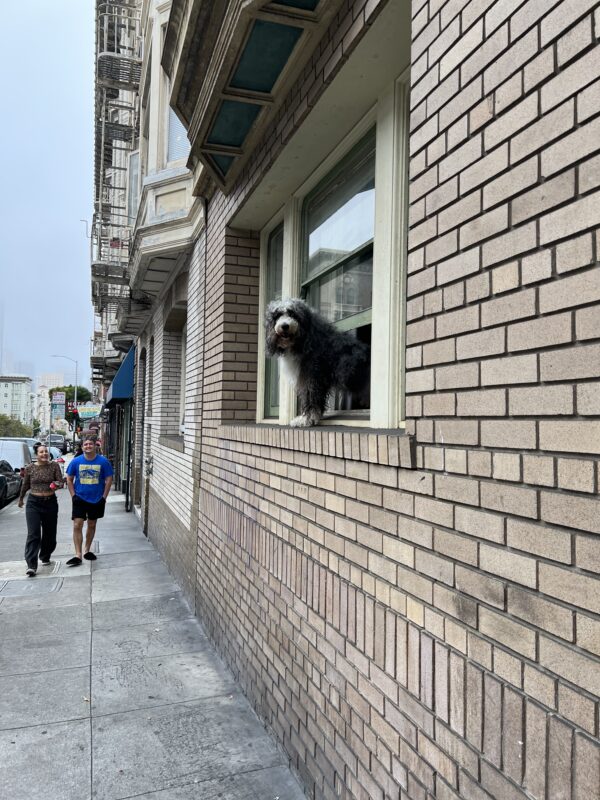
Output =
[{"x1": 72, "y1": 496, "x2": 106, "y2": 521}]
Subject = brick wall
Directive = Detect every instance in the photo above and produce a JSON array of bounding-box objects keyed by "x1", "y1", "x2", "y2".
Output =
[
  {"x1": 398, "y1": 6, "x2": 600, "y2": 799},
  {"x1": 147, "y1": 484, "x2": 196, "y2": 604},
  {"x1": 146, "y1": 0, "x2": 600, "y2": 798}
]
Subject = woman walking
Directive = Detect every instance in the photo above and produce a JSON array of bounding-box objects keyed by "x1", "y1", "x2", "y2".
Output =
[{"x1": 18, "y1": 444, "x2": 64, "y2": 576}]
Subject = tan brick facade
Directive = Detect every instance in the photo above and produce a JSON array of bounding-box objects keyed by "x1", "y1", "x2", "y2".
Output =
[{"x1": 133, "y1": 0, "x2": 600, "y2": 797}]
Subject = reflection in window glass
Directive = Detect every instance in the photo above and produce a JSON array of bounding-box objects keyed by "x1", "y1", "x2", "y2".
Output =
[
  {"x1": 302, "y1": 130, "x2": 375, "y2": 413},
  {"x1": 304, "y1": 129, "x2": 375, "y2": 285},
  {"x1": 307, "y1": 247, "x2": 373, "y2": 324}
]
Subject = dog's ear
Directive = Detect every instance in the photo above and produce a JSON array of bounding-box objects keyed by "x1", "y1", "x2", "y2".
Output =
[
  {"x1": 265, "y1": 301, "x2": 280, "y2": 356},
  {"x1": 265, "y1": 327, "x2": 280, "y2": 356}
]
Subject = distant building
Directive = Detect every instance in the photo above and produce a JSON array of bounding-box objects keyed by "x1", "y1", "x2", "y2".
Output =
[
  {"x1": 38, "y1": 372, "x2": 64, "y2": 392},
  {"x1": 0, "y1": 375, "x2": 33, "y2": 425},
  {"x1": 36, "y1": 384, "x2": 51, "y2": 432}
]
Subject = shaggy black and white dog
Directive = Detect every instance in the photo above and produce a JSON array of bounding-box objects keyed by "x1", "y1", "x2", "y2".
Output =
[{"x1": 265, "y1": 298, "x2": 370, "y2": 427}]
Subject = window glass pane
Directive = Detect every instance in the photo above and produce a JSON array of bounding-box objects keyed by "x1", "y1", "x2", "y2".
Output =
[
  {"x1": 304, "y1": 129, "x2": 375, "y2": 283},
  {"x1": 264, "y1": 224, "x2": 283, "y2": 418},
  {"x1": 267, "y1": 224, "x2": 284, "y2": 301},
  {"x1": 307, "y1": 246, "x2": 372, "y2": 324},
  {"x1": 167, "y1": 107, "x2": 190, "y2": 162},
  {"x1": 328, "y1": 323, "x2": 371, "y2": 413},
  {"x1": 302, "y1": 130, "x2": 375, "y2": 415},
  {"x1": 127, "y1": 151, "x2": 140, "y2": 224}
]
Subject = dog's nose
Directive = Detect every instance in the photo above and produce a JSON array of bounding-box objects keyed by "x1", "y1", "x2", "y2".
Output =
[{"x1": 280, "y1": 322, "x2": 289, "y2": 332}]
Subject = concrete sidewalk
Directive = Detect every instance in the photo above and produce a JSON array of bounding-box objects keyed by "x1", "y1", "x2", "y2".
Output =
[{"x1": 0, "y1": 492, "x2": 305, "y2": 800}]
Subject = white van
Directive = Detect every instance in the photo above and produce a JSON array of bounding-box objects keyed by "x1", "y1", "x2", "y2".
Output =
[{"x1": 0, "y1": 439, "x2": 33, "y2": 476}]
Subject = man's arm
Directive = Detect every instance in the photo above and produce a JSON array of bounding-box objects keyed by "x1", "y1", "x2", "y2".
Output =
[
  {"x1": 103, "y1": 475, "x2": 113, "y2": 500},
  {"x1": 67, "y1": 475, "x2": 75, "y2": 497}
]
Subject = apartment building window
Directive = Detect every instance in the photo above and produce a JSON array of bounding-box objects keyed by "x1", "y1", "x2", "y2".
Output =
[
  {"x1": 127, "y1": 151, "x2": 140, "y2": 225},
  {"x1": 258, "y1": 73, "x2": 408, "y2": 429},
  {"x1": 167, "y1": 107, "x2": 190, "y2": 164}
]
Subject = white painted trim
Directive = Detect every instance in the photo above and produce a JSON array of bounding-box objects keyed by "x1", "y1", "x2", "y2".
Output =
[
  {"x1": 256, "y1": 208, "x2": 285, "y2": 424},
  {"x1": 280, "y1": 198, "x2": 302, "y2": 425},
  {"x1": 371, "y1": 70, "x2": 409, "y2": 429}
]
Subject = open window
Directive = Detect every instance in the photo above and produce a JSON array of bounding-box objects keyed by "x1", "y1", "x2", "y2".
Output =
[{"x1": 258, "y1": 72, "x2": 409, "y2": 428}]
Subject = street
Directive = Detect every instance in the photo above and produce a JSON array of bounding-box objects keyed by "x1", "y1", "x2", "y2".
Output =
[{"x1": 0, "y1": 490, "x2": 304, "y2": 799}]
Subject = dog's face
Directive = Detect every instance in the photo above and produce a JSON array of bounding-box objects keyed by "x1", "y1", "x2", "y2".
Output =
[{"x1": 265, "y1": 299, "x2": 308, "y2": 356}]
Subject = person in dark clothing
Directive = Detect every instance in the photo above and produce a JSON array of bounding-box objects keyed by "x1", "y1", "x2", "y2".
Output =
[{"x1": 18, "y1": 445, "x2": 64, "y2": 576}]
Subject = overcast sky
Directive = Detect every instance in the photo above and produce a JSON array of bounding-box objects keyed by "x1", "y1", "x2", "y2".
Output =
[{"x1": 0, "y1": 1, "x2": 94, "y2": 389}]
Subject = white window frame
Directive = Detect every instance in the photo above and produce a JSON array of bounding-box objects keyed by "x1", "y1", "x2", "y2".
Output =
[{"x1": 257, "y1": 70, "x2": 409, "y2": 429}]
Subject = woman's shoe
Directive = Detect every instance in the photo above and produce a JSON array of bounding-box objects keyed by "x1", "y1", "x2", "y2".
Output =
[{"x1": 26, "y1": 568, "x2": 36, "y2": 577}]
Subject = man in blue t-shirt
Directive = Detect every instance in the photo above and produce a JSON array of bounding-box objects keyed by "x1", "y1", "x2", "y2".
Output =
[{"x1": 65, "y1": 436, "x2": 114, "y2": 566}]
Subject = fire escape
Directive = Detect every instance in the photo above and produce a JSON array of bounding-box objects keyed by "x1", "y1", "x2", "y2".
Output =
[{"x1": 91, "y1": 1, "x2": 146, "y2": 385}]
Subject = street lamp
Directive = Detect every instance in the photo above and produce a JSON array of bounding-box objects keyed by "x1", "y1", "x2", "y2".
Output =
[{"x1": 51, "y1": 354, "x2": 78, "y2": 446}]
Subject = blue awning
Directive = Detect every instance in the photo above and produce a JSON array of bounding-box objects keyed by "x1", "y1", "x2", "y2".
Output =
[{"x1": 105, "y1": 346, "x2": 135, "y2": 407}]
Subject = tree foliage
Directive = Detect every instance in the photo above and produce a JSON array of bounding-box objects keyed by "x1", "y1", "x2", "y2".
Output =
[
  {"x1": 47, "y1": 385, "x2": 92, "y2": 403},
  {"x1": 48, "y1": 385, "x2": 92, "y2": 426},
  {"x1": 0, "y1": 414, "x2": 33, "y2": 437}
]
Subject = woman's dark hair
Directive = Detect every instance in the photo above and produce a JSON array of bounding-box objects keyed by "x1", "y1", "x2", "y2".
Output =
[{"x1": 34, "y1": 443, "x2": 47, "y2": 454}]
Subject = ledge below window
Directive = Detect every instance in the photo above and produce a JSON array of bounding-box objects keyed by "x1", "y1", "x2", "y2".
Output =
[
  {"x1": 158, "y1": 434, "x2": 185, "y2": 453},
  {"x1": 217, "y1": 423, "x2": 415, "y2": 469}
]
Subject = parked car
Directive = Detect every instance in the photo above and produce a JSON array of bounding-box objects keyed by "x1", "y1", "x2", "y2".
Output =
[
  {"x1": 0, "y1": 440, "x2": 32, "y2": 478},
  {"x1": 0, "y1": 437, "x2": 42, "y2": 461},
  {"x1": 0, "y1": 458, "x2": 21, "y2": 507},
  {"x1": 47, "y1": 434, "x2": 68, "y2": 455},
  {"x1": 48, "y1": 446, "x2": 66, "y2": 476}
]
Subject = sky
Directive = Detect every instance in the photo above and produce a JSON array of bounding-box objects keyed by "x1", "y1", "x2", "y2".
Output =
[{"x1": 0, "y1": 1, "x2": 95, "y2": 389}]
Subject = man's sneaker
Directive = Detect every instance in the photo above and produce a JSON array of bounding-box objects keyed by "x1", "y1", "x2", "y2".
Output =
[
  {"x1": 41, "y1": 559, "x2": 51, "y2": 566},
  {"x1": 25, "y1": 568, "x2": 36, "y2": 577}
]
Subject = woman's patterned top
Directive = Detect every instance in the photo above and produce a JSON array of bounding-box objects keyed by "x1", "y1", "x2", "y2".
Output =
[{"x1": 19, "y1": 462, "x2": 64, "y2": 500}]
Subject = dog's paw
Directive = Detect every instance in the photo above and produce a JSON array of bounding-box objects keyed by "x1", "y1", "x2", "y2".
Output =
[
  {"x1": 290, "y1": 412, "x2": 321, "y2": 427},
  {"x1": 290, "y1": 414, "x2": 313, "y2": 427}
]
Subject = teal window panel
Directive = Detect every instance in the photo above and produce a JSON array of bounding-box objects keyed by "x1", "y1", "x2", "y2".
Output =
[
  {"x1": 230, "y1": 19, "x2": 303, "y2": 94},
  {"x1": 273, "y1": 0, "x2": 320, "y2": 10},
  {"x1": 207, "y1": 100, "x2": 261, "y2": 148},
  {"x1": 209, "y1": 153, "x2": 235, "y2": 177}
]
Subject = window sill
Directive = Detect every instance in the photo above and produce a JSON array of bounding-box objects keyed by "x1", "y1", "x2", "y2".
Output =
[
  {"x1": 158, "y1": 435, "x2": 185, "y2": 453},
  {"x1": 218, "y1": 423, "x2": 415, "y2": 469}
]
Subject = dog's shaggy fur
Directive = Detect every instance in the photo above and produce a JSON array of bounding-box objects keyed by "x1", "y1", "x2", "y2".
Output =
[{"x1": 265, "y1": 298, "x2": 370, "y2": 427}]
